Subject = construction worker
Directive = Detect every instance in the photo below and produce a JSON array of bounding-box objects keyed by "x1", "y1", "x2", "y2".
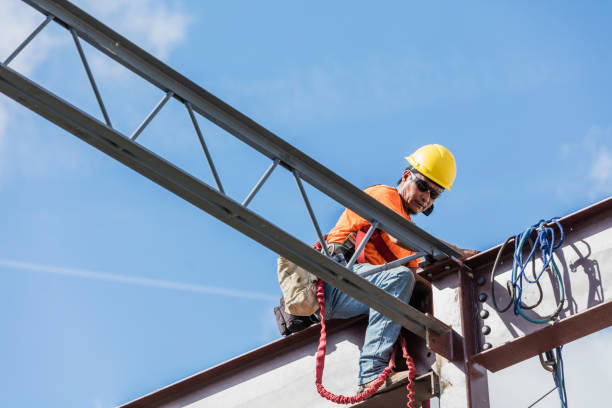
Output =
[{"x1": 323, "y1": 144, "x2": 476, "y2": 393}]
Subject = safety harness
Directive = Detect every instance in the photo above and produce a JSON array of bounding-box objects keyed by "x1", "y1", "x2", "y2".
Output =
[
  {"x1": 313, "y1": 224, "x2": 410, "y2": 265},
  {"x1": 355, "y1": 225, "x2": 400, "y2": 264}
]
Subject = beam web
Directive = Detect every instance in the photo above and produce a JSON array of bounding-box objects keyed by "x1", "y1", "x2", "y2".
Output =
[
  {"x1": 186, "y1": 102, "x2": 224, "y2": 194},
  {"x1": 130, "y1": 91, "x2": 173, "y2": 141},
  {"x1": 293, "y1": 170, "x2": 330, "y2": 258},
  {"x1": 70, "y1": 28, "x2": 112, "y2": 127},
  {"x1": 242, "y1": 159, "x2": 279, "y2": 207}
]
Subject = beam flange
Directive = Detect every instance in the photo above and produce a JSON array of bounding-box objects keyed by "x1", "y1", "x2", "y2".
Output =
[{"x1": 472, "y1": 300, "x2": 612, "y2": 372}]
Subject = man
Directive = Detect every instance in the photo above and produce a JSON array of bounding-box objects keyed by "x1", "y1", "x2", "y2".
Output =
[{"x1": 323, "y1": 144, "x2": 476, "y2": 393}]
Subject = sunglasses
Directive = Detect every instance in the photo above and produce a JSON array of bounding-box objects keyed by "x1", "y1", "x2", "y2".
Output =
[{"x1": 410, "y1": 174, "x2": 442, "y2": 199}]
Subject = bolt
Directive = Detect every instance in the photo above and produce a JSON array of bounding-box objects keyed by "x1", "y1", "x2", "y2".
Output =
[
  {"x1": 478, "y1": 293, "x2": 488, "y2": 302},
  {"x1": 482, "y1": 343, "x2": 492, "y2": 351},
  {"x1": 482, "y1": 325, "x2": 491, "y2": 335},
  {"x1": 476, "y1": 276, "x2": 486, "y2": 286},
  {"x1": 479, "y1": 309, "x2": 489, "y2": 319}
]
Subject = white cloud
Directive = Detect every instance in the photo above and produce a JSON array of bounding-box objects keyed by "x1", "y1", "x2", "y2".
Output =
[
  {"x1": 0, "y1": 0, "x2": 193, "y2": 185},
  {"x1": 589, "y1": 146, "x2": 612, "y2": 187},
  {"x1": 0, "y1": 258, "x2": 278, "y2": 302},
  {"x1": 74, "y1": 0, "x2": 194, "y2": 60},
  {"x1": 556, "y1": 126, "x2": 612, "y2": 201},
  {"x1": 560, "y1": 143, "x2": 570, "y2": 158},
  {"x1": 0, "y1": 2, "x2": 61, "y2": 75},
  {"x1": 219, "y1": 54, "x2": 563, "y2": 123},
  {"x1": 583, "y1": 126, "x2": 612, "y2": 197},
  {"x1": 0, "y1": 1, "x2": 192, "y2": 77},
  {"x1": 89, "y1": 53, "x2": 131, "y2": 81}
]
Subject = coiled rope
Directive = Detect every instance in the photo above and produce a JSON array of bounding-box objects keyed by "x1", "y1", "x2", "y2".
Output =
[
  {"x1": 491, "y1": 218, "x2": 568, "y2": 407},
  {"x1": 314, "y1": 279, "x2": 417, "y2": 406},
  {"x1": 490, "y1": 218, "x2": 565, "y2": 322}
]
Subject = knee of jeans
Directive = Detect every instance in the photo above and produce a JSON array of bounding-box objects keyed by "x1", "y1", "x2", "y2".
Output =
[
  {"x1": 384, "y1": 267, "x2": 415, "y2": 298},
  {"x1": 386, "y1": 266, "x2": 413, "y2": 281}
]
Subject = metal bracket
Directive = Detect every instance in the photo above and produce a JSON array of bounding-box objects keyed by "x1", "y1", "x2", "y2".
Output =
[
  {"x1": 425, "y1": 314, "x2": 464, "y2": 362},
  {"x1": 414, "y1": 371, "x2": 441, "y2": 400}
]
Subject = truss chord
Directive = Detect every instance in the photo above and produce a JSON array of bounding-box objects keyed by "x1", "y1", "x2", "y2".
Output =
[
  {"x1": 3, "y1": 14, "x2": 54, "y2": 66},
  {"x1": 70, "y1": 28, "x2": 112, "y2": 127},
  {"x1": 2, "y1": 1, "x2": 460, "y2": 337},
  {"x1": 347, "y1": 221, "x2": 379, "y2": 269},
  {"x1": 20, "y1": 0, "x2": 461, "y2": 261},
  {"x1": 130, "y1": 91, "x2": 173, "y2": 141},
  {"x1": 185, "y1": 102, "x2": 225, "y2": 194},
  {"x1": 293, "y1": 170, "x2": 331, "y2": 258},
  {"x1": 358, "y1": 252, "x2": 425, "y2": 278},
  {"x1": 242, "y1": 159, "x2": 279, "y2": 207},
  {"x1": 0, "y1": 62, "x2": 447, "y2": 336}
]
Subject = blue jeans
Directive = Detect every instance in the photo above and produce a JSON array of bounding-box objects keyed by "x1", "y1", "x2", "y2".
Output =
[{"x1": 323, "y1": 263, "x2": 415, "y2": 385}]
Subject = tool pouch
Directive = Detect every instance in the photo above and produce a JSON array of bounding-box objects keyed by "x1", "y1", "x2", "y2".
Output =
[{"x1": 274, "y1": 233, "x2": 354, "y2": 336}]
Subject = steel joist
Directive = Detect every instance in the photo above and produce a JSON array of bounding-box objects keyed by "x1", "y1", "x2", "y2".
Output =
[
  {"x1": 19, "y1": 0, "x2": 461, "y2": 261},
  {"x1": 1, "y1": 0, "x2": 462, "y2": 337}
]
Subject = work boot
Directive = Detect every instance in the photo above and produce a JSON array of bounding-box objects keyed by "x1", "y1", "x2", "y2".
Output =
[{"x1": 356, "y1": 370, "x2": 411, "y2": 395}]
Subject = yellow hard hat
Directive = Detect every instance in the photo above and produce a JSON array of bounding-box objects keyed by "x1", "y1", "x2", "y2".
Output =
[{"x1": 405, "y1": 144, "x2": 457, "y2": 190}]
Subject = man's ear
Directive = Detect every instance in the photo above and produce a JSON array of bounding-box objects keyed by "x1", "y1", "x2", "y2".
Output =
[{"x1": 402, "y1": 169, "x2": 411, "y2": 182}]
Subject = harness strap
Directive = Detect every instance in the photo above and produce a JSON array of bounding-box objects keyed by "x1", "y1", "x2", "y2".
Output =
[
  {"x1": 314, "y1": 280, "x2": 417, "y2": 405},
  {"x1": 356, "y1": 225, "x2": 398, "y2": 264},
  {"x1": 312, "y1": 235, "x2": 327, "y2": 253}
]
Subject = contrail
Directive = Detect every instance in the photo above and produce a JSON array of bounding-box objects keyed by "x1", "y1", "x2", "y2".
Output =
[{"x1": 0, "y1": 259, "x2": 278, "y2": 302}]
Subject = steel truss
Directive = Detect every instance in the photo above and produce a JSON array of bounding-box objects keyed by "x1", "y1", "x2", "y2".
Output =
[{"x1": 0, "y1": 0, "x2": 463, "y2": 337}]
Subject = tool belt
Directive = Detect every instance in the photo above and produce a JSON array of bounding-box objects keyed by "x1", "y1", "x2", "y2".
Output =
[{"x1": 274, "y1": 226, "x2": 405, "y2": 336}]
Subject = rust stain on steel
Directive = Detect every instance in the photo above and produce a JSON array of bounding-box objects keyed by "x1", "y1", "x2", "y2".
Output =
[{"x1": 472, "y1": 299, "x2": 612, "y2": 372}]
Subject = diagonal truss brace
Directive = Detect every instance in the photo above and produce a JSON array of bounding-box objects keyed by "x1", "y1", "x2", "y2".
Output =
[
  {"x1": 0, "y1": 64, "x2": 450, "y2": 338},
  {"x1": 0, "y1": 0, "x2": 466, "y2": 339},
  {"x1": 21, "y1": 0, "x2": 461, "y2": 262}
]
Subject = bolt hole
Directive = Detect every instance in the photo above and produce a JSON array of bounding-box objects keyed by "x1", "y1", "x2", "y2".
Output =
[{"x1": 427, "y1": 352, "x2": 432, "y2": 358}]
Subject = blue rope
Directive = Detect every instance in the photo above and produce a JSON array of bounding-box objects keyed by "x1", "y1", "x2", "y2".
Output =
[
  {"x1": 553, "y1": 346, "x2": 568, "y2": 408},
  {"x1": 510, "y1": 218, "x2": 565, "y2": 324},
  {"x1": 508, "y1": 218, "x2": 568, "y2": 407}
]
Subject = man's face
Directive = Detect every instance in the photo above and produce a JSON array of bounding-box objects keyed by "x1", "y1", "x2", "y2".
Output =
[{"x1": 397, "y1": 169, "x2": 444, "y2": 214}]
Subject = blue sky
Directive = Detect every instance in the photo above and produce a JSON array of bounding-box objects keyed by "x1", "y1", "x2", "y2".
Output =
[{"x1": 1, "y1": 1, "x2": 611, "y2": 407}]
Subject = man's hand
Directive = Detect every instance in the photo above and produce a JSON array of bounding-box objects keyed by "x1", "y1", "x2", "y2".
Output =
[
  {"x1": 460, "y1": 248, "x2": 479, "y2": 258},
  {"x1": 390, "y1": 234, "x2": 478, "y2": 258},
  {"x1": 443, "y1": 241, "x2": 479, "y2": 258}
]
